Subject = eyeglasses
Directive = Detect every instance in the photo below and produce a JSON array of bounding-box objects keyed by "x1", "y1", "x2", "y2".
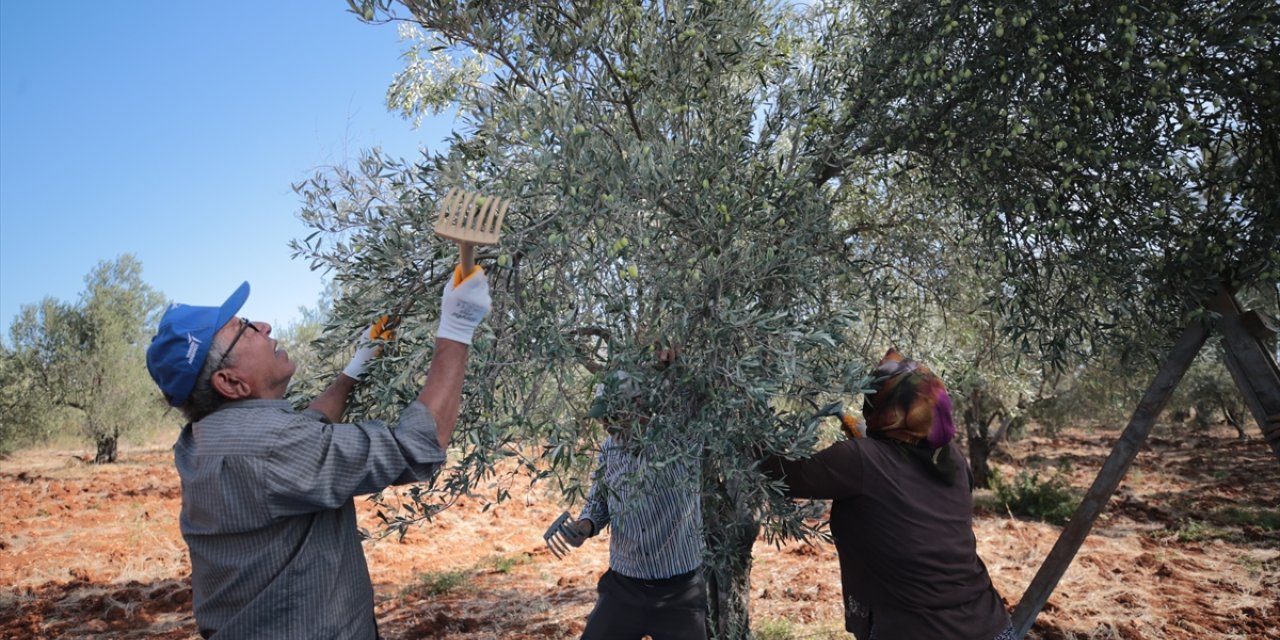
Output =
[{"x1": 212, "y1": 317, "x2": 259, "y2": 371}]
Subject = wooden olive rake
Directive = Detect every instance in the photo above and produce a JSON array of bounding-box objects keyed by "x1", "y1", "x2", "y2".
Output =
[{"x1": 433, "y1": 187, "x2": 511, "y2": 276}]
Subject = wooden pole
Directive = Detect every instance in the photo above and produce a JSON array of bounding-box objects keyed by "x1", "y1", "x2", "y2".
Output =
[
  {"x1": 1011, "y1": 316, "x2": 1212, "y2": 638},
  {"x1": 1207, "y1": 291, "x2": 1280, "y2": 459}
]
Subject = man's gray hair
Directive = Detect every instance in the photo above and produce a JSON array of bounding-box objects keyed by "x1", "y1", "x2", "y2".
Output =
[{"x1": 178, "y1": 340, "x2": 233, "y2": 423}]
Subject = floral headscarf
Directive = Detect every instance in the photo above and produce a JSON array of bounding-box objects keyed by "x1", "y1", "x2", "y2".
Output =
[{"x1": 862, "y1": 349, "x2": 958, "y2": 482}]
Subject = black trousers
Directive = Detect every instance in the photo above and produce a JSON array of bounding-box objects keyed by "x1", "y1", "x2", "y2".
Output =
[{"x1": 580, "y1": 567, "x2": 708, "y2": 640}]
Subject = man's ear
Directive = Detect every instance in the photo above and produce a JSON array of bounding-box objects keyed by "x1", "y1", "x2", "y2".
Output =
[{"x1": 211, "y1": 368, "x2": 252, "y2": 400}]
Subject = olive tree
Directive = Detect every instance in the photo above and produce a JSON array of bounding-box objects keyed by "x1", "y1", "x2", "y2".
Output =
[
  {"x1": 4, "y1": 255, "x2": 166, "y2": 462},
  {"x1": 830, "y1": 169, "x2": 1053, "y2": 487},
  {"x1": 290, "y1": 1, "x2": 930, "y2": 635},
  {"x1": 826, "y1": 0, "x2": 1279, "y2": 362},
  {"x1": 295, "y1": 0, "x2": 1280, "y2": 633},
  {"x1": 0, "y1": 322, "x2": 61, "y2": 454}
]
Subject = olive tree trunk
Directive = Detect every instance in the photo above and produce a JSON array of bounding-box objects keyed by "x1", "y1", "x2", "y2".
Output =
[{"x1": 702, "y1": 462, "x2": 761, "y2": 640}]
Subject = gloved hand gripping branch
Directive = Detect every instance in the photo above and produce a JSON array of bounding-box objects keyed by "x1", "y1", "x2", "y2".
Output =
[
  {"x1": 816, "y1": 401, "x2": 864, "y2": 439},
  {"x1": 343, "y1": 315, "x2": 397, "y2": 380}
]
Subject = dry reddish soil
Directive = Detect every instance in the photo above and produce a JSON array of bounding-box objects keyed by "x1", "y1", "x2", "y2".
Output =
[{"x1": 1, "y1": 423, "x2": 1276, "y2": 640}]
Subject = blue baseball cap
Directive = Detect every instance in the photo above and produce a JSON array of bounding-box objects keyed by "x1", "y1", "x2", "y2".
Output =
[{"x1": 146, "y1": 282, "x2": 250, "y2": 406}]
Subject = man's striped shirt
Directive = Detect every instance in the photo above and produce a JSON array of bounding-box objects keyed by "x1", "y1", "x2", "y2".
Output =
[
  {"x1": 579, "y1": 435, "x2": 704, "y2": 580},
  {"x1": 175, "y1": 399, "x2": 444, "y2": 639}
]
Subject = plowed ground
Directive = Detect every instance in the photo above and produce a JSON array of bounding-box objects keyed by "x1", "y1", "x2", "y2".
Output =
[{"x1": 2, "y1": 423, "x2": 1276, "y2": 639}]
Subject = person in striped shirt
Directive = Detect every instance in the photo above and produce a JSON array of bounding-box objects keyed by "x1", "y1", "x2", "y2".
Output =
[
  {"x1": 144, "y1": 265, "x2": 490, "y2": 639},
  {"x1": 554, "y1": 369, "x2": 708, "y2": 640}
]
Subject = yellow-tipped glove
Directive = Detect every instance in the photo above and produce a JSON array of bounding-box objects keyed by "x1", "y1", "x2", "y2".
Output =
[
  {"x1": 437, "y1": 264, "x2": 491, "y2": 345},
  {"x1": 342, "y1": 315, "x2": 396, "y2": 380}
]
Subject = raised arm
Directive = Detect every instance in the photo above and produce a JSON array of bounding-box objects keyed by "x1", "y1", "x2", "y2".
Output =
[
  {"x1": 418, "y1": 338, "x2": 470, "y2": 448},
  {"x1": 420, "y1": 265, "x2": 491, "y2": 448},
  {"x1": 307, "y1": 316, "x2": 397, "y2": 422},
  {"x1": 760, "y1": 439, "x2": 865, "y2": 500}
]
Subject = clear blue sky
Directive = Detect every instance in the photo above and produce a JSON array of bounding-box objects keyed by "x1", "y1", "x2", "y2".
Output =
[{"x1": 0, "y1": 2, "x2": 449, "y2": 340}]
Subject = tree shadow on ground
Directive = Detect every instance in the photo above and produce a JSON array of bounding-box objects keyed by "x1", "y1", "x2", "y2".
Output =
[{"x1": 0, "y1": 577, "x2": 194, "y2": 639}]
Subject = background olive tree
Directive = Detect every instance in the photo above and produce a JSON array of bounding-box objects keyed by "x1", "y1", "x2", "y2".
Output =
[
  {"x1": 835, "y1": 175, "x2": 1047, "y2": 488},
  {"x1": 1, "y1": 255, "x2": 166, "y2": 462},
  {"x1": 0, "y1": 318, "x2": 62, "y2": 455},
  {"x1": 831, "y1": 0, "x2": 1278, "y2": 361}
]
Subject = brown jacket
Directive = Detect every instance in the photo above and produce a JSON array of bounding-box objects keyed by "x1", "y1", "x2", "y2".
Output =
[{"x1": 763, "y1": 439, "x2": 1010, "y2": 639}]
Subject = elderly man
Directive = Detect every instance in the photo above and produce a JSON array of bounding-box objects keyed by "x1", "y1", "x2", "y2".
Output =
[{"x1": 145, "y1": 265, "x2": 490, "y2": 639}]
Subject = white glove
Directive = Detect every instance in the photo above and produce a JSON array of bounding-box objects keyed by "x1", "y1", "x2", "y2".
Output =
[
  {"x1": 343, "y1": 316, "x2": 395, "y2": 379},
  {"x1": 437, "y1": 265, "x2": 491, "y2": 345}
]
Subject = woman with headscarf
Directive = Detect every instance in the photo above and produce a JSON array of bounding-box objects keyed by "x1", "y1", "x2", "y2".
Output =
[{"x1": 761, "y1": 349, "x2": 1014, "y2": 640}]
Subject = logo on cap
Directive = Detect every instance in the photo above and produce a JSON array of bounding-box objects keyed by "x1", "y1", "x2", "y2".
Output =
[{"x1": 185, "y1": 334, "x2": 202, "y2": 364}]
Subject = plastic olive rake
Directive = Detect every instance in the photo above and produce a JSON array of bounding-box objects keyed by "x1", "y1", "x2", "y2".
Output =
[
  {"x1": 433, "y1": 187, "x2": 511, "y2": 275},
  {"x1": 542, "y1": 511, "x2": 576, "y2": 559},
  {"x1": 376, "y1": 187, "x2": 510, "y2": 331}
]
